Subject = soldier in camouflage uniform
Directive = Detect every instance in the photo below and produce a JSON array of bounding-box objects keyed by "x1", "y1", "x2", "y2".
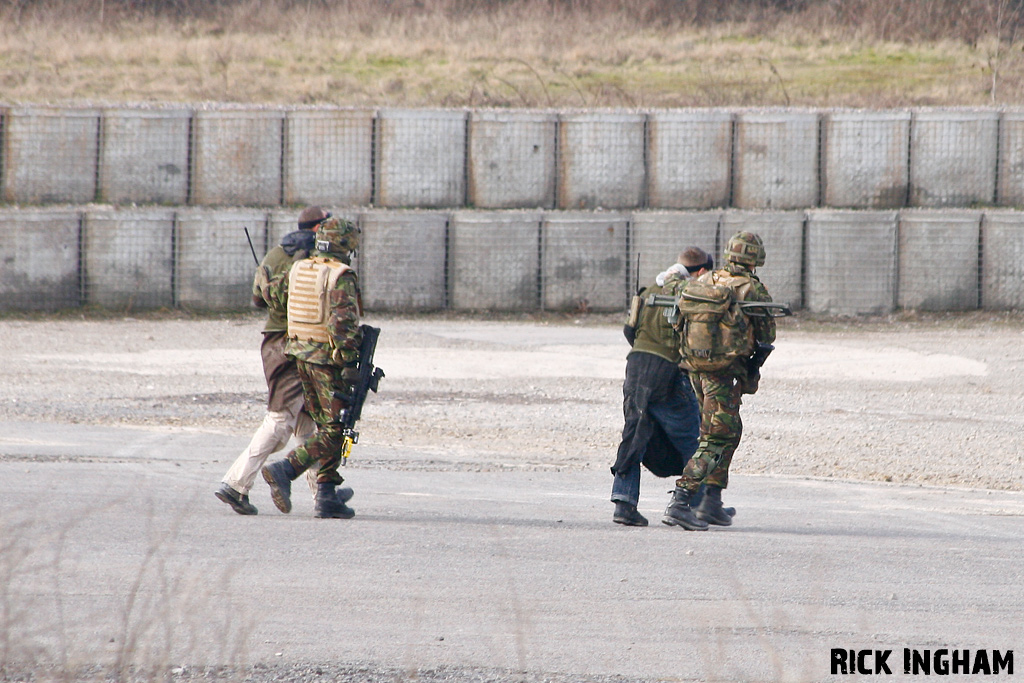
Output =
[
  {"x1": 215, "y1": 206, "x2": 333, "y2": 516},
  {"x1": 609, "y1": 247, "x2": 714, "y2": 526},
  {"x1": 662, "y1": 232, "x2": 776, "y2": 531},
  {"x1": 260, "y1": 217, "x2": 364, "y2": 519}
]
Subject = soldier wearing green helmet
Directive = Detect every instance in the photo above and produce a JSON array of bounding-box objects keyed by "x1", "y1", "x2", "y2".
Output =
[
  {"x1": 215, "y1": 206, "x2": 334, "y2": 516},
  {"x1": 662, "y1": 231, "x2": 776, "y2": 531},
  {"x1": 260, "y1": 215, "x2": 366, "y2": 519}
]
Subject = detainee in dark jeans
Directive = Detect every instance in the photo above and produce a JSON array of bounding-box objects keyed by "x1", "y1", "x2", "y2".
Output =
[{"x1": 611, "y1": 353, "x2": 700, "y2": 521}]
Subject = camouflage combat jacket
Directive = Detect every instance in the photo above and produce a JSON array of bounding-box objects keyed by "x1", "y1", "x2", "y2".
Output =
[
  {"x1": 721, "y1": 263, "x2": 776, "y2": 375},
  {"x1": 252, "y1": 230, "x2": 315, "y2": 333},
  {"x1": 264, "y1": 253, "x2": 363, "y2": 367},
  {"x1": 630, "y1": 274, "x2": 685, "y2": 365}
]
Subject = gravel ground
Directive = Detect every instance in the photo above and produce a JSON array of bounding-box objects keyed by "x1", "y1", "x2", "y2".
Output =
[
  {"x1": 2, "y1": 310, "x2": 1023, "y2": 492},
  {"x1": 9, "y1": 663, "x2": 657, "y2": 683}
]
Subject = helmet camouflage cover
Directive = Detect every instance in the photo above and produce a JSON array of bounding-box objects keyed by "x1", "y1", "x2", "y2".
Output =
[
  {"x1": 724, "y1": 231, "x2": 765, "y2": 268},
  {"x1": 315, "y1": 217, "x2": 359, "y2": 256}
]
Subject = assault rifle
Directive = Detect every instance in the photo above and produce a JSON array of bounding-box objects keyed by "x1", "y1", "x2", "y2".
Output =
[
  {"x1": 645, "y1": 293, "x2": 793, "y2": 321},
  {"x1": 332, "y1": 324, "x2": 385, "y2": 465},
  {"x1": 243, "y1": 226, "x2": 260, "y2": 265}
]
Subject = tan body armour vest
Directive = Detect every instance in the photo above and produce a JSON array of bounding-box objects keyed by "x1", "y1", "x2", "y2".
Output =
[{"x1": 287, "y1": 256, "x2": 352, "y2": 344}]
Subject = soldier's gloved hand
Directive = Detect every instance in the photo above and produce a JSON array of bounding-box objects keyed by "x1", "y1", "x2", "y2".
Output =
[
  {"x1": 622, "y1": 324, "x2": 636, "y2": 346},
  {"x1": 253, "y1": 265, "x2": 273, "y2": 302},
  {"x1": 740, "y1": 370, "x2": 760, "y2": 395},
  {"x1": 341, "y1": 363, "x2": 360, "y2": 385}
]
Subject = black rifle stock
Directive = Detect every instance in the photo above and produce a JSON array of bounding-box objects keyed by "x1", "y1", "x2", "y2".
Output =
[{"x1": 332, "y1": 324, "x2": 385, "y2": 464}]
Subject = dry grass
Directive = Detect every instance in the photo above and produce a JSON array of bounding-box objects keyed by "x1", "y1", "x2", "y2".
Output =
[{"x1": 2, "y1": 0, "x2": 1024, "y2": 107}]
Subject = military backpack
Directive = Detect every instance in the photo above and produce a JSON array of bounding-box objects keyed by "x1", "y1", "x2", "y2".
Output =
[{"x1": 675, "y1": 270, "x2": 755, "y2": 373}]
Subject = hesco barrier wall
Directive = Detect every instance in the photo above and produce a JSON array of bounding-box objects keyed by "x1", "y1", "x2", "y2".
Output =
[
  {"x1": 557, "y1": 113, "x2": 646, "y2": 210},
  {"x1": 3, "y1": 207, "x2": 1023, "y2": 314},
  {"x1": 898, "y1": 211, "x2": 982, "y2": 311},
  {"x1": 541, "y1": 212, "x2": 629, "y2": 310},
  {"x1": 283, "y1": 109, "x2": 375, "y2": 208},
  {"x1": 191, "y1": 110, "x2": 285, "y2": 207},
  {"x1": 375, "y1": 110, "x2": 467, "y2": 209},
  {"x1": 821, "y1": 111, "x2": 910, "y2": 209},
  {"x1": 732, "y1": 111, "x2": 819, "y2": 210},
  {"x1": 647, "y1": 110, "x2": 732, "y2": 210},
  {"x1": 0, "y1": 208, "x2": 81, "y2": 310},
  {"x1": 806, "y1": 211, "x2": 899, "y2": 316},
  {"x1": 981, "y1": 212, "x2": 1024, "y2": 310},
  {"x1": 7, "y1": 105, "x2": 1024, "y2": 211},
  {"x1": 467, "y1": 111, "x2": 557, "y2": 210},
  {"x1": 909, "y1": 110, "x2": 999, "y2": 208},
  {"x1": 2, "y1": 107, "x2": 100, "y2": 204},
  {"x1": 449, "y1": 211, "x2": 542, "y2": 311}
]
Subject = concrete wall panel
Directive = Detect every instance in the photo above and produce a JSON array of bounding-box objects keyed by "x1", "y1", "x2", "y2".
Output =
[
  {"x1": 83, "y1": 209, "x2": 176, "y2": 309},
  {"x1": 541, "y1": 212, "x2": 628, "y2": 311},
  {"x1": 629, "y1": 212, "x2": 720, "y2": 289},
  {"x1": 0, "y1": 209, "x2": 81, "y2": 311},
  {"x1": 2, "y1": 107, "x2": 99, "y2": 204},
  {"x1": 647, "y1": 110, "x2": 732, "y2": 209},
  {"x1": 99, "y1": 109, "x2": 191, "y2": 205},
  {"x1": 721, "y1": 210, "x2": 805, "y2": 310},
  {"x1": 175, "y1": 209, "x2": 268, "y2": 309},
  {"x1": 284, "y1": 109, "x2": 374, "y2": 207},
  {"x1": 449, "y1": 211, "x2": 542, "y2": 310},
  {"x1": 375, "y1": 110, "x2": 466, "y2": 208},
  {"x1": 981, "y1": 212, "x2": 1024, "y2": 309},
  {"x1": 359, "y1": 211, "x2": 448, "y2": 310},
  {"x1": 733, "y1": 111, "x2": 819, "y2": 210},
  {"x1": 822, "y1": 111, "x2": 910, "y2": 209},
  {"x1": 898, "y1": 211, "x2": 981, "y2": 311},
  {"x1": 806, "y1": 211, "x2": 898, "y2": 315},
  {"x1": 557, "y1": 113, "x2": 645, "y2": 210},
  {"x1": 996, "y1": 112, "x2": 1024, "y2": 207},
  {"x1": 191, "y1": 110, "x2": 284, "y2": 206},
  {"x1": 468, "y1": 111, "x2": 556, "y2": 209},
  {"x1": 910, "y1": 110, "x2": 998, "y2": 207}
]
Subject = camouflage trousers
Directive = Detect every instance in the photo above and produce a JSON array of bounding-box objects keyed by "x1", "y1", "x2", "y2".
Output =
[
  {"x1": 675, "y1": 370, "x2": 743, "y2": 492},
  {"x1": 284, "y1": 360, "x2": 353, "y2": 486}
]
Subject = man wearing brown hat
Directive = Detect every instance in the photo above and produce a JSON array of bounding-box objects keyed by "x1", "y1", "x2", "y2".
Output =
[{"x1": 214, "y1": 206, "x2": 350, "y2": 515}]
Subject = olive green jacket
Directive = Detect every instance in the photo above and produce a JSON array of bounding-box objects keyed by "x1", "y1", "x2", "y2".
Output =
[{"x1": 629, "y1": 276, "x2": 684, "y2": 364}]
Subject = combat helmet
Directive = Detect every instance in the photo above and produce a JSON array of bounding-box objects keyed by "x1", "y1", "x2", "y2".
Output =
[
  {"x1": 315, "y1": 217, "x2": 359, "y2": 256},
  {"x1": 724, "y1": 231, "x2": 765, "y2": 268}
]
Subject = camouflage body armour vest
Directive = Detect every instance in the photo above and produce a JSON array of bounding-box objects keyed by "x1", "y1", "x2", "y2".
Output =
[{"x1": 287, "y1": 256, "x2": 352, "y2": 345}]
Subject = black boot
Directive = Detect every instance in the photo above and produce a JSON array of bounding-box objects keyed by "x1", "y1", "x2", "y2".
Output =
[
  {"x1": 694, "y1": 485, "x2": 733, "y2": 526},
  {"x1": 335, "y1": 486, "x2": 355, "y2": 504},
  {"x1": 314, "y1": 483, "x2": 355, "y2": 519},
  {"x1": 214, "y1": 483, "x2": 258, "y2": 515},
  {"x1": 314, "y1": 486, "x2": 354, "y2": 505},
  {"x1": 661, "y1": 486, "x2": 709, "y2": 530},
  {"x1": 692, "y1": 485, "x2": 736, "y2": 518},
  {"x1": 261, "y1": 459, "x2": 297, "y2": 514},
  {"x1": 613, "y1": 501, "x2": 648, "y2": 527}
]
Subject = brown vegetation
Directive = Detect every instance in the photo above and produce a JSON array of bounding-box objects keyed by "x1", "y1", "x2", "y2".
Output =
[{"x1": 1, "y1": 0, "x2": 1024, "y2": 107}]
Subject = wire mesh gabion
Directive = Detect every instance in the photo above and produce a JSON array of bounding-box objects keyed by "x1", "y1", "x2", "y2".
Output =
[{"x1": 2, "y1": 106, "x2": 1024, "y2": 313}]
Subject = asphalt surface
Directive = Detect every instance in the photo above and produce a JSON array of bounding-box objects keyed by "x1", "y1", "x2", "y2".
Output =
[{"x1": 1, "y1": 421, "x2": 1022, "y2": 682}]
